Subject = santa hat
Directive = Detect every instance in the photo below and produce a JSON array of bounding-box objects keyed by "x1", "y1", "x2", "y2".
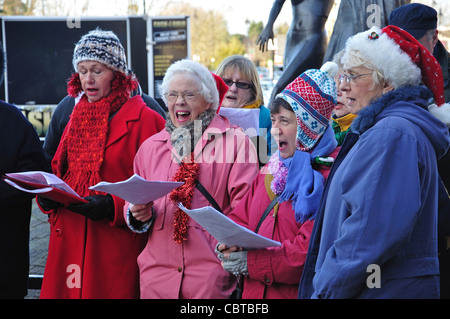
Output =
[
  {"x1": 276, "y1": 62, "x2": 338, "y2": 151},
  {"x1": 343, "y1": 25, "x2": 450, "y2": 127},
  {"x1": 211, "y1": 73, "x2": 228, "y2": 113}
]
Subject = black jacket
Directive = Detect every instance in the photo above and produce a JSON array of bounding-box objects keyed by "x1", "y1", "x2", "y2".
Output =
[
  {"x1": 434, "y1": 40, "x2": 450, "y2": 190},
  {"x1": 0, "y1": 101, "x2": 48, "y2": 298}
]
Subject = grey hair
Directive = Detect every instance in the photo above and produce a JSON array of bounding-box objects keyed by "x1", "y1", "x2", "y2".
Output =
[
  {"x1": 341, "y1": 50, "x2": 386, "y2": 88},
  {"x1": 332, "y1": 50, "x2": 345, "y2": 69},
  {"x1": 159, "y1": 59, "x2": 219, "y2": 110},
  {"x1": 341, "y1": 26, "x2": 421, "y2": 90}
]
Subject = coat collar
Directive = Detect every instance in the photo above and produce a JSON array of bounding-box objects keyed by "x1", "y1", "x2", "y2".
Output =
[
  {"x1": 350, "y1": 85, "x2": 432, "y2": 134},
  {"x1": 154, "y1": 114, "x2": 233, "y2": 162},
  {"x1": 106, "y1": 96, "x2": 144, "y2": 147}
]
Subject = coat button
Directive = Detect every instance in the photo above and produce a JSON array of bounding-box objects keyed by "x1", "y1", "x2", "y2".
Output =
[
  {"x1": 178, "y1": 267, "x2": 182, "y2": 272},
  {"x1": 55, "y1": 229, "x2": 62, "y2": 237}
]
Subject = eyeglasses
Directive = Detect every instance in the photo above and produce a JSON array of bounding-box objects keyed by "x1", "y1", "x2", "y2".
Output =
[
  {"x1": 164, "y1": 91, "x2": 201, "y2": 102},
  {"x1": 222, "y1": 78, "x2": 252, "y2": 90},
  {"x1": 338, "y1": 73, "x2": 372, "y2": 84}
]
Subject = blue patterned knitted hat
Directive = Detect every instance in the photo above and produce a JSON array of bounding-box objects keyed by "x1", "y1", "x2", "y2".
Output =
[
  {"x1": 277, "y1": 62, "x2": 338, "y2": 151},
  {"x1": 72, "y1": 29, "x2": 129, "y2": 75}
]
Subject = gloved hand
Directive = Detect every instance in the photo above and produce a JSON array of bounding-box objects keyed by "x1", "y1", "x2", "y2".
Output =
[
  {"x1": 215, "y1": 243, "x2": 226, "y2": 262},
  {"x1": 222, "y1": 251, "x2": 249, "y2": 277},
  {"x1": 37, "y1": 196, "x2": 63, "y2": 211},
  {"x1": 67, "y1": 194, "x2": 115, "y2": 221}
]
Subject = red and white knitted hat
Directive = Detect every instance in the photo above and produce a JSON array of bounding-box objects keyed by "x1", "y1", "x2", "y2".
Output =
[
  {"x1": 277, "y1": 62, "x2": 338, "y2": 151},
  {"x1": 343, "y1": 25, "x2": 450, "y2": 127}
]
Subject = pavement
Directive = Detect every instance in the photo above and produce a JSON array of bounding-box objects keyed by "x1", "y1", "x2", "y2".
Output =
[{"x1": 25, "y1": 199, "x2": 50, "y2": 299}]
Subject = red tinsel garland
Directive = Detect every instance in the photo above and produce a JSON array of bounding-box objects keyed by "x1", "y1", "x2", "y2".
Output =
[{"x1": 169, "y1": 153, "x2": 199, "y2": 244}]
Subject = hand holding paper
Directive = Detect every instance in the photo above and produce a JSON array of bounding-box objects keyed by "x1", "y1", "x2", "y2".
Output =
[
  {"x1": 178, "y1": 203, "x2": 281, "y2": 250},
  {"x1": 129, "y1": 202, "x2": 154, "y2": 222},
  {"x1": 89, "y1": 174, "x2": 183, "y2": 204},
  {"x1": 3, "y1": 171, "x2": 87, "y2": 205}
]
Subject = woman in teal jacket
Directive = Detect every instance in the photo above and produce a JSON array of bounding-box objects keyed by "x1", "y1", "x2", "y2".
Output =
[
  {"x1": 216, "y1": 55, "x2": 274, "y2": 166},
  {"x1": 298, "y1": 26, "x2": 450, "y2": 299}
]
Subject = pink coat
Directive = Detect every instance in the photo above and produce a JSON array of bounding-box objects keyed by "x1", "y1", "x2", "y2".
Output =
[
  {"x1": 228, "y1": 147, "x2": 340, "y2": 299},
  {"x1": 126, "y1": 115, "x2": 259, "y2": 299}
]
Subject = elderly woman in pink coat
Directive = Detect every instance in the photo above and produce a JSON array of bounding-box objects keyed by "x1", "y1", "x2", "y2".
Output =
[
  {"x1": 217, "y1": 62, "x2": 340, "y2": 299},
  {"x1": 124, "y1": 59, "x2": 259, "y2": 299}
]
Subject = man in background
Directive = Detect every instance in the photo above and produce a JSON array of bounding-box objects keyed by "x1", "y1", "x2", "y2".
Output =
[
  {"x1": 0, "y1": 44, "x2": 48, "y2": 298},
  {"x1": 390, "y1": 2, "x2": 450, "y2": 299}
]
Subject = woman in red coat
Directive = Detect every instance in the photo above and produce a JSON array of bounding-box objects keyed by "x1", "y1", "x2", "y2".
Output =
[
  {"x1": 37, "y1": 29, "x2": 165, "y2": 298},
  {"x1": 217, "y1": 62, "x2": 339, "y2": 298}
]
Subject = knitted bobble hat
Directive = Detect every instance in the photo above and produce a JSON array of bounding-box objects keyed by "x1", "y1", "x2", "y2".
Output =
[
  {"x1": 276, "y1": 61, "x2": 338, "y2": 151},
  {"x1": 72, "y1": 29, "x2": 129, "y2": 75},
  {"x1": 344, "y1": 25, "x2": 450, "y2": 127}
]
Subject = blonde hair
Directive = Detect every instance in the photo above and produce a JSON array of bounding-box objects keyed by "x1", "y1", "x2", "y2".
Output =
[{"x1": 216, "y1": 55, "x2": 264, "y2": 106}]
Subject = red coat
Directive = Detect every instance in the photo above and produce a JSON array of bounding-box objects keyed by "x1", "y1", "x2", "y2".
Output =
[
  {"x1": 39, "y1": 96, "x2": 165, "y2": 299},
  {"x1": 227, "y1": 147, "x2": 339, "y2": 299}
]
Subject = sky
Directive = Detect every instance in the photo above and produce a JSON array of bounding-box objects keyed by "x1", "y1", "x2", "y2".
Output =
[
  {"x1": 60, "y1": 0, "x2": 449, "y2": 36},
  {"x1": 84, "y1": 0, "x2": 293, "y2": 35},
  {"x1": 153, "y1": 0, "x2": 293, "y2": 35}
]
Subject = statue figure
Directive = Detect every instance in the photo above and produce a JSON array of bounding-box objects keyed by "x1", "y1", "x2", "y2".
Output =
[
  {"x1": 257, "y1": 0, "x2": 334, "y2": 105},
  {"x1": 323, "y1": 0, "x2": 410, "y2": 63},
  {"x1": 258, "y1": 0, "x2": 409, "y2": 104}
]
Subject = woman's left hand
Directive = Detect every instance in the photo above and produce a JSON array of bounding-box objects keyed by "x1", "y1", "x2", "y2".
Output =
[
  {"x1": 217, "y1": 244, "x2": 242, "y2": 259},
  {"x1": 67, "y1": 194, "x2": 114, "y2": 221}
]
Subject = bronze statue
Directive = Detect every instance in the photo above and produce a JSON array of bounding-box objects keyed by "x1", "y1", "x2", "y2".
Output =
[
  {"x1": 257, "y1": 0, "x2": 334, "y2": 105},
  {"x1": 258, "y1": 0, "x2": 409, "y2": 105},
  {"x1": 323, "y1": 0, "x2": 410, "y2": 62}
]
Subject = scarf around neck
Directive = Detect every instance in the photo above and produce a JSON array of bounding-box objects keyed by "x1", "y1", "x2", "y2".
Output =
[
  {"x1": 332, "y1": 112, "x2": 357, "y2": 132},
  {"x1": 166, "y1": 109, "x2": 216, "y2": 243},
  {"x1": 165, "y1": 108, "x2": 216, "y2": 160},
  {"x1": 242, "y1": 99, "x2": 262, "y2": 109},
  {"x1": 268, "y1": 125, "x2": 337, "y2": 223},
  {"x1": 55, "y1": 88, "x2": 129, "y2": 196}
]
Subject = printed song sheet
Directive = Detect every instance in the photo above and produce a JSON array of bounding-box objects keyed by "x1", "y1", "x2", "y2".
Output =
[
  {"x1": 178, "y1": 203, "x2": 281, "y2": 250},
  {"x1": 219, "y1": 107, "x2": 260, "y2": 137},
  {"x1": 90, "y1": 174, "x2": 183, "y2": 204},
  {"x1": 3, "y1": 171, "x2": 87, "y2": 205}
]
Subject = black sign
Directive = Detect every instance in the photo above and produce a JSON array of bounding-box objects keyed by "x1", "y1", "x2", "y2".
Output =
[{"x1": 150, "y1": 17, "x2": 190, "y2": 100}]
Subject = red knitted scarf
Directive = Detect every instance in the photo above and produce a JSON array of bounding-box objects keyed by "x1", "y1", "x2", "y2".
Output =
[{"x1": 55, "y1": 72, "x2": 137, "y2": 196}]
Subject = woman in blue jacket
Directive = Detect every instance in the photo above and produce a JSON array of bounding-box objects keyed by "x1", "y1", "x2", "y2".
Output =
[{"x1": 298, "y1": 26, "x2": 450, "y2": 299}]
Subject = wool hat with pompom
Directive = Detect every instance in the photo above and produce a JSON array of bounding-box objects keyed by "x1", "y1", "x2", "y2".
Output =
[
  {"x1": 276, "y1": 61, "x2": 338, "y2": 151},
  {"x1": 343, "y1": 25, "x2": 450, "y2": 127},
  {"x1": 72, "y1": 29, "x2": 129, "y2": 75}
]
